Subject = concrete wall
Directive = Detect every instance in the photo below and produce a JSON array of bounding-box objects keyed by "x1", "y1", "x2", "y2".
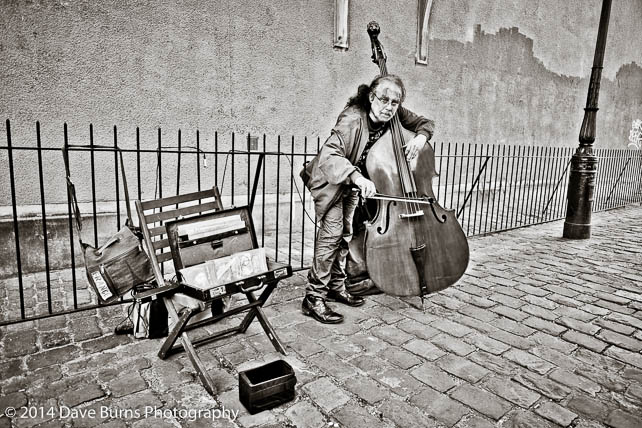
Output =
[{"x1": 1, "y1": 0, "x2": 641, "y2": 209}]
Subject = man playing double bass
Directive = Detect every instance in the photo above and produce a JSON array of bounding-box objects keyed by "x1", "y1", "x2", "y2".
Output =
[{"x1": 300, "y1": 74, "x2": 435, "y2": 324}]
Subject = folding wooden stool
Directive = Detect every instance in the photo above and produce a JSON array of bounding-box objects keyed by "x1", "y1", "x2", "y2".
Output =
[{"x1": 135, "y1": 186, "x2": 291, "y2": 396}]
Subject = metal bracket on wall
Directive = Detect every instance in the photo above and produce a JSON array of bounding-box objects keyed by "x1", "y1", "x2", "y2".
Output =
[
  {"x1": 416, "y1": 0, "x2": 434, "y2": 65},
  {"x1": 334, "y1": 0, "x2": 349, "y2": 49}
]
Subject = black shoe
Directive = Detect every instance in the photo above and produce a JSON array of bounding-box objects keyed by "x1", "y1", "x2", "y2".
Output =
[
  {"x1": 327, "y1": 289, "x2": 365, "y2": 307},
  {"x1": 302, "y1": 295, "x2": 344, "y2": 324}
]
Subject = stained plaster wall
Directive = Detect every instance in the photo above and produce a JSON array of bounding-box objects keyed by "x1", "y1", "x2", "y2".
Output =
[{"x1": 1, "y1": 0, "x2": 641, "y2": 208}]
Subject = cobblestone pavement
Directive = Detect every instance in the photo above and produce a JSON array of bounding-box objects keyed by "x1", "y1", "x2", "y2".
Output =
[{"x1": 1, "y1": 205, "x2": 642, "y2": 428}]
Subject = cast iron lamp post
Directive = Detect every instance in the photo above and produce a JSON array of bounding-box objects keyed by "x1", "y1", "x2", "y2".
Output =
[{"x1": 563, "y1": 0, "x2": 612, "y2": 239}]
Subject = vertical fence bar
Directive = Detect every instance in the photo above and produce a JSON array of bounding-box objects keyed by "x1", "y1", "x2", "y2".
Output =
[
  {"x1": 231, "y1": 132, "x2": 235, "y2": 206},
  {"x1": 484, "y1": 144, "x2": 496, "y2": 234},
  {"x1": 518, "y1": 145, "x2": 530, "y2": 226},
  {"x1": 36, "y1": 122, "x2": 52, "y2": 314},
  {"x1": 301, "y1": 136, "x2": 308, "y2": 269},
  {"x1": 262, "y1": 135, "x2": 266, "y2": 247},
  {"x1": 63, "y1": 123, "x2": 78, "y2": 309},
  {"x1": 275, "y1": 136, "x2": 281, "y2": 262},
  {"x1": 490, "y1": 143, "x2": 502, "y2": 232},
  {"x1": 176, "y1": 129, "x2": 182, "y2": 203},
  {"x1": 511, "y1": 145, "x2": 523, "y2": 227},
  {"x1": 495, "y1": 145, "x2": 506, "y2": 231},
  {"x1": 247, "y1": 134, "x2": 251, "y2": 205},
  {"x1": 289, "y1": 136, "x2": 294, "y2": 266},
  {"x1": 114, "y1": 126, "x2": 121, "y2": 230},
  {"x1": 466, "y1": 143, "x2": 478, "y2": 235},
  {"x1": 537, "y1": 146, "x2": 550, "y2": 220},
  {"x1": 196, "y1": 130, "x2": 202, "y2": 193},
  {"x1": 437, "y1": 142, "x2": 444, "y2": 200},
  {"x1": 90, "y1": 124, "x2": 98, "y2": 246},
  {"x1": 477, "y1": 144, "x2": 489, "y2": 234},
  {"x1": 503, "y1": 145, "x2": 515, "y2": 229},
  {"x1": 136, "y1": 128, "x2": 142, "y2": 201},
  {"x1": 455, "y1": 142, "x2": 465, "y2": 222},
  {"x1": 450, "y1": 143, "x2": 459, "y2": 210},
  {"x1": 444, "y1": 142, "x2": 451, "y2": 208},
  {"x1": 215, "y1": 131, "x2": 219, "y2": 187},
  {"x1": 472, "y1": 145, "x2": 485, "y2": 235},
  {"x1": 314, "y1": 137, "x2": 320, "y2": 250},
  {"x1": 460, "y1": 143, "x2": 471, "y2": 230},
  {"x1": 525, "y1": 145, "x2": 539, "y2": 224},
  {"x1": 157, "y1": 129, "x2": 164, "y2": 273}
]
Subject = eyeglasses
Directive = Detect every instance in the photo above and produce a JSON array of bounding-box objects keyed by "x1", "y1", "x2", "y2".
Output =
[{"x1": 372, "y1": 92, "x2": 400, "y2": 108}]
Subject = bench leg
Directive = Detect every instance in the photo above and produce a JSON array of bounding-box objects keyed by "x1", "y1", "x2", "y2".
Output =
[{"x1": 159, "y1": 297, "x2": 218, "y2": 396}]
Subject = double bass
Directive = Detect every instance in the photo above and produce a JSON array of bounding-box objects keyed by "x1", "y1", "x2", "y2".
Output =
[{"x1": 353, "y1": 22, "x2": 469, "y2": 297}]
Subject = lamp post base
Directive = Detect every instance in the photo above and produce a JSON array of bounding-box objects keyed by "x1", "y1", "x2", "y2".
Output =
[{"x1": 563, "y1": 148, "x2": 597, "y2": 240}]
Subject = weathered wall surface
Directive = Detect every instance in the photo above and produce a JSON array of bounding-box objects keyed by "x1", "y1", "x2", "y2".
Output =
[{"x1": 1, "y1": 0, "x2": 641, "y2": 207}]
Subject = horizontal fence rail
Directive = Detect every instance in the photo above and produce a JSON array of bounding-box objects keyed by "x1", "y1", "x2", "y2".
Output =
[{"x1": 1, "y1": 120, "x2": 641, "y2": 325}]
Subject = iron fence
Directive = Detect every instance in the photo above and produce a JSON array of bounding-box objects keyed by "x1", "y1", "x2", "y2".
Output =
[{"x1": 1, "y1": 119, "x2": 641, "y2": 325}]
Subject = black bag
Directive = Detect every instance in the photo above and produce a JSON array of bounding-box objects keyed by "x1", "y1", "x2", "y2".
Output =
[{"x1": 63, "y1": 144, "x2": 153, "y2": 303}]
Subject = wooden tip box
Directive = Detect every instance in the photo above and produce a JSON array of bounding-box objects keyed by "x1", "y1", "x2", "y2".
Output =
[{"x1": 239, "y1": 359, "x2": 297, "y2": 414}]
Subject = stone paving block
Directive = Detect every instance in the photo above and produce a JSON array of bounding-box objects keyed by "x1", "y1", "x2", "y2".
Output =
[
  {"x1": 521, "y1": 304, "x2": 558, "y2": 321},
  {"x1": 515, "y1": 284, "x2": 550, "y2": 298},
  {"x1": 284, "y1": 400, "x2": 326, "y2": 428},
  {"x1": 453, "y1": 414, "x2": 495, "y2": 428},
  {"x1": 502, "y1": 410, "x2": 560, "y2": 428},
  {"x1": 0, "y1": 391, "x2": 28, "y2": 414},
  {"x1": 303, "y1": 377, "x2": 350, "y2": 412},
  {"x1": 378, "y1": 347, "x2": 423, "y2": 370},
  {"x1": 512, "y1": 369, "x2": 571, "y2": 401},
  {"x1": 410, "y1": 362, "x2": 459, "y2": 392},
  {"x1": 2, "y1": 330, "x2": 38, "y2": 358},
  {"x1": 376, "y1": 367, "x2": 425, "y2": 397},
  {"x1": 0, "y1": 358, "x2": 23, "y2": 381},
  {"x1": 379, "y1": 397, "x2": 437, "y2": 428},
  {"x1": 489, "y1": 292, "x2": 524, "y2": 310},
  {"x1": 468, "y1": 351, "x2": 522, "y2": 377},
  {"x1": 348, "y1": 333, "x2": 389, "y2": 355},
  {"x1": 534, "y1": 401, "x2": 578, "y2": 427},
  {"x1": 544, "y1": 284, "x2": 579, "y2": 298},
  {"x1": 317, "y1": 336, "x2": 364, "y2": 360},
  {"x1": 450, "y1": 383, "x2": 513, "y2": 421},
  {"x1": 396, "y1": 319, "x2": 440, "y2": 340},
  {"x1": 561, "y1": 330, "x2": 608, "y2": 353},
  {"x1": 370, "y1": 325, "x2": 414, "y2": 346},
  {"x1": 350, "y1": 354, "x2": 389, "y2": 377},
  {"x1": 490, "y1": 317, "x2": 536, "y2": 337},
  {"x1": 593, "y1": 318, "x2": 636, "y2": 336},
  {"x1": 555, "y1": 316, "x2": 601, "y2": 335},
  {"x1": 343, "y1": 374, "x2": 390, "y2": 404},
  {"x1": 410, "y1": 387, "x2": 470, "y2": 426},
  {"x1": 566, "y1": 393, "x2": 611, "y2": 422},
  {"x1": 604, "y1": 409, "x2": 642, "y2": 428},
  {"x1": 548, "y1": 368, "x2": 601, "y2": 396},
  {"x1": 333, "y1": 402, "x2": 391, "y2": 428},
  {"x1": 573, "y1": 348, "x2": 626, "y2": 372},
  {"x1": 503, "y1": 349, "x2": 555, "y2": 375},
  {"x1": 597, "y1": 329, "x2": 642, "y2": 352},
  {"x1": 451, "y1": 314, "x2": 498, "y2": 334},
  {"x1": 605, "y1": 346, "x2": 642, "y2": 370},
  {"x1": 606, "y1": 312, "x2": 642, "y2": 330},
  {"x1": 456, "y1": 305, "x2": 497, "y2": 323},
  {"x1": 595, "y1": 291, "x2": 630, "y2": 305},
  {"x1": 25, "y1": 344, "x2": 82, "y2": 371},
  {"x1": 436, "y1": 354, "x2": 490, "y2": 383},
  {"x1": 575, "y1": 365, "x2": 627, "y2": 394},
  {"x1": 490, "y1": 306, "x2": 529, "y2": 322},
  {"x1": 430, "y1": 293, "x2": 467, "y2": 311},
  {"x1": 488, "y1": 329, "x2": 533, "y2": 350},
  {"x1": 60, "y1": 382, "x2": 106, "y2": 408},
  {"x1": 430, "y1": 333, "x2": 476, "y2": 357},
  {"x1": 593, "y1": 299, "x2": 636, "y2": 315},
  {"x1": 108, "y1": 371, "x2": 149, "y2": 398},
  {"x1": 446, "y1": 289, "x2": 495, "y2": 308},
  {"x1": 403, "y1": 338, "x2": 446, "y2": 361},
  {"x1": 481, "y1": 376, "x2": 540, "y2": 408},
  {"x1": 79, "y1": 334, "x2": 133, "y2": 354},
  {"x1": 430, "y1": 319, "x2": 475, "y2": 338},
  {"x1": 529, "y1": 346, "x2": 582, "y2": 371},
  {"x1": 523, "y1": 316, "x2": 567, "y2": 335},
  {"x1": 548, "y1": 294, "x2": 583, "y2": 310},
  {"x1": 579, "y1": 303, "x2": 612, "y2": 317},
  {"x1": 308, "y1": 352, "x2": 358, "y2": 380},
  {"x1": 464, "y1": 332, "x2": 510, "y2": 355}
]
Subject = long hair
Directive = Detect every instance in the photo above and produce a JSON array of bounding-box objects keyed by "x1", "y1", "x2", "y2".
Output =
[{"x1": 345, "y1": 74, "x2": 406, "y2": 110}]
